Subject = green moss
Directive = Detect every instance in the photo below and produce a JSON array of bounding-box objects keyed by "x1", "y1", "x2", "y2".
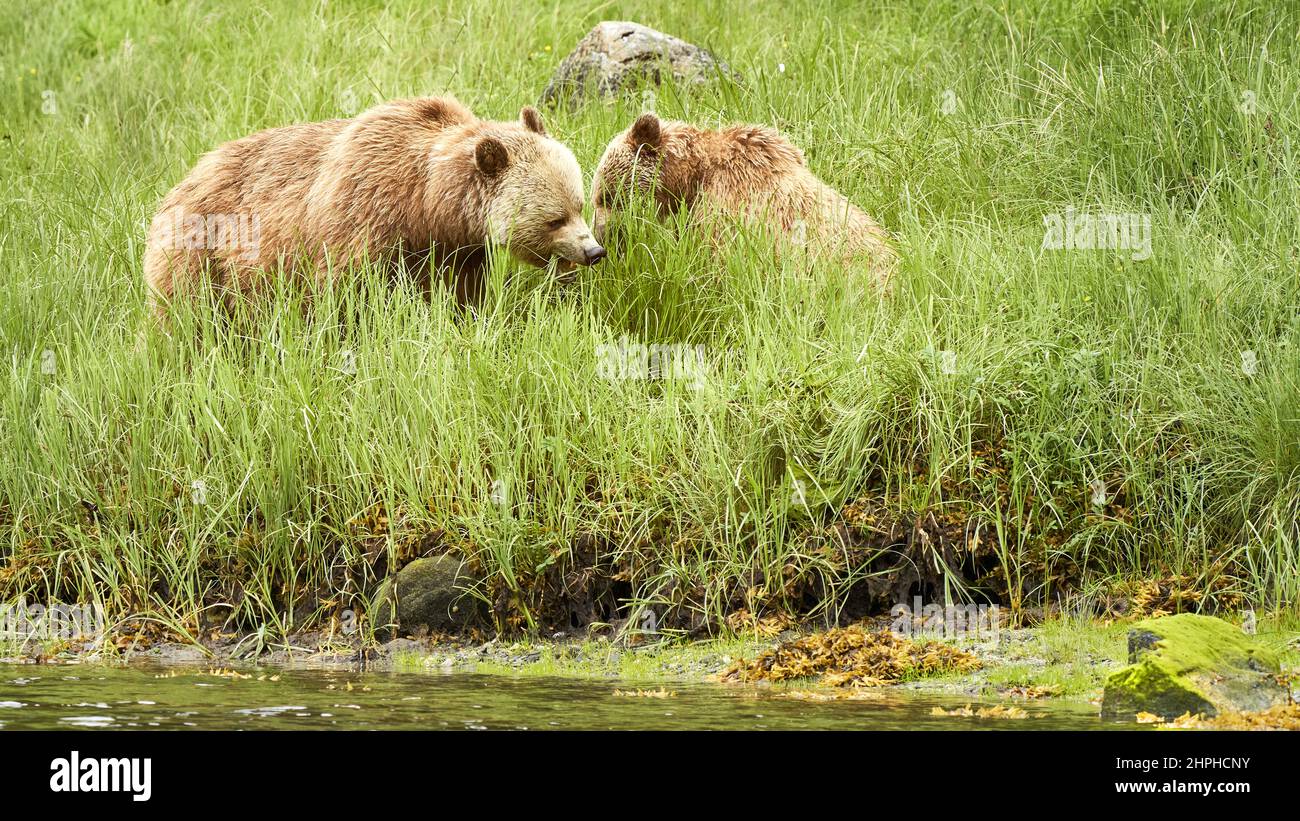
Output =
[
  {"x1": 982, "y1": 661, "x2": 1109, "y2": 698},
  {"x1": 393, "y1": 637, "x2": 771, "y2": 682},
  {"x1": 1103, "y1": 614, "x2": 1286, "y2": 718},
  {"x1": 1128, "y1": 613, "x2": 1280, "y2": 673},
  {"x1": 1103, "y1": 656, "x2": 1217, "y2": 717}
]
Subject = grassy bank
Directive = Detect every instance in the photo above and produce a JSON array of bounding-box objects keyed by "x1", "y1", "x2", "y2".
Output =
[{"x1": 2, "y1": 0, "x2": 1298, "y2": 642}]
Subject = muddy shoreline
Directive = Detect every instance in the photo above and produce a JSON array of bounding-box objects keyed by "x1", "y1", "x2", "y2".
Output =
[{"x1": 0, "y1": 622, "x2": 1116, "y2": 700}]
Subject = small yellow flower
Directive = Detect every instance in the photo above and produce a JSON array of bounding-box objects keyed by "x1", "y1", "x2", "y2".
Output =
[
  {"x1": 30, "y1": 67, "x2": 38, "y2": 75},
  {"x1": 544, "y1": 45, "x2": 551, "y2": 52}
]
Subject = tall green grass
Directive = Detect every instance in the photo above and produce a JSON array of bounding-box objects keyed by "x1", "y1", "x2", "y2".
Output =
[{"x1": 1, "y1": 0, "x2": 1297, "y2": 641}]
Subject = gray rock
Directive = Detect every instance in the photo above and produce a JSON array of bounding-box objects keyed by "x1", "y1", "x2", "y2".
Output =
[
  {"x1": 372, "y1": 555, "x2": 486, "y2": 639},
  {"x1": 381, "y1": 637, "x2": 424, "y2": 657},
  {"x1": 540, "y1": 21, "x2": 739, "y2": 110},
  {"x1": 150, "y1": 644, "x2": 209, "y2": 664}
]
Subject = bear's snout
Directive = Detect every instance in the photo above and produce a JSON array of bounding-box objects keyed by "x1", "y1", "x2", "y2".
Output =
[{"x1": 553, "y1": 223, "x2": 606, "y2": 267}]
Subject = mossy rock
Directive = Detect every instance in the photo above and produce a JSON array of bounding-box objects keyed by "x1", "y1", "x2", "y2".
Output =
[
  {"x1": 372, "y1": 555, "x2": 486, "y2": 639},
  {"x1": 1101, "y1": 613, "x2": 1287, "y2": 719},
  {"x1": 539, "y1": 22, "x2": 740, "y2": 110}
]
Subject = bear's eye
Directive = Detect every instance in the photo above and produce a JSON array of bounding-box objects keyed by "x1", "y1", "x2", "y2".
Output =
[{"x1": 546, "y1": 217, "x2": 568, "y2": 231}]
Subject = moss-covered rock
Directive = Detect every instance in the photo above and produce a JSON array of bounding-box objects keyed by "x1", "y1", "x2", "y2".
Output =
[
  {"x1": 372, "y1": 555, "x2": 486, "y2": 639},
  {"x1": 539, "y1": 22, "x2": 740, "y2": 111},
  {"x1": 1101, "y1": 613, "x2": 1287, "y2": 719}
]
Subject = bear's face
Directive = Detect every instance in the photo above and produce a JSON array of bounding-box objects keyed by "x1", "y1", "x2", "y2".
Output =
[
  {"x1": 591, "y1": 113, "x2": 674, "y2": 244},
  {"x1": 477, "y1": 108, "x2": 606, "y2": 269}
]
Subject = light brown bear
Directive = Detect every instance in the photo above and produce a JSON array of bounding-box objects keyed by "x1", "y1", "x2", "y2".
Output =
[
  {"x1": 143, "y1": 97, "x2": 605, "y2": 316},
  {"x1": 591, "y1": 113, "x2": 896, "y2": 289}
]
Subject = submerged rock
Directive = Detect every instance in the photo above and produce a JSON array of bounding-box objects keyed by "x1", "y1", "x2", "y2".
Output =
[
  {"x1": 540, "y1": 21, "x2": 738, "y2": 110},
  {"x1": 1101, "y1": 613, "x2": 1287, "y2": 719},
  {"x1": 372, "y1": 555, "x2": 486, "y2": 639}
]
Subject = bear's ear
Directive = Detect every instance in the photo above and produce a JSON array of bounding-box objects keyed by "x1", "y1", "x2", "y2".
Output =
[
  {"x1": 628, "y1": 113, "x2": 662, "y2": 152},
  {"x1": 475, "y1": 137, "x2": 509, "y2": 176},
  {"x1": 520, "y1": 106, "x2": 546, "y2": 136}
]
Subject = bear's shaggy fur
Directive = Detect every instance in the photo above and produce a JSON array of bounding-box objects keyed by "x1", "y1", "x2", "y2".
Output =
[
  {"x1": 143, "y1": 97, "x2": 604, "y2": 315},
  {"x1": 592, "y1": 113, "x2": 896, "y2": 288}
]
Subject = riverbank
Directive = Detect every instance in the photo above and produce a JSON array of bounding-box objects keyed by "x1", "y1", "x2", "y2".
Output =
[{"x1": 7, "y1": 613, "x2": 1296, "y2": 726}]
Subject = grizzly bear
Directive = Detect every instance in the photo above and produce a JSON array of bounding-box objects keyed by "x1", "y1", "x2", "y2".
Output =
[
  {"x1": 143, "y1": 97, "x2": 605, "y2": 316},
  {"x1": 591, "y1": 113, "x2": 896, "y2": 288}
]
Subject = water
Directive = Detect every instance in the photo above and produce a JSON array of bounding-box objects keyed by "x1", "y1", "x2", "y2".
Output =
[{"x1": 0, "y1": 663, "x2": 1125, "y2": 730}]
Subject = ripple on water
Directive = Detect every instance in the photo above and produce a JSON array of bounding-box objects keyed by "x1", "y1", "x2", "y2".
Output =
[
  {"x1": 234, "y1": 705, "x2": 309, "y2": 717},
  {"x1": 60, "y1": 715, "x2": 114, "y2": 727}
]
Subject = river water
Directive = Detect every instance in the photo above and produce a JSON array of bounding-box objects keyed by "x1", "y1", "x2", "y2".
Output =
[{"x1": 0, "y1": 663, "x2": 1137, "y2": 730}]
